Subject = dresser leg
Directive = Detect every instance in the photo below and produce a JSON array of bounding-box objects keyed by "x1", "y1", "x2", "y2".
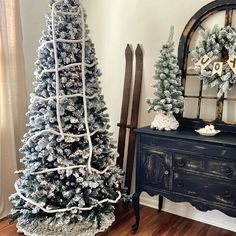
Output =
[
  {"x1": 158, "y1": 195, "x2": 163, "y2": 212},
  {"x1": 131, "y1": 192, "x2": 141, "y2": 234}
]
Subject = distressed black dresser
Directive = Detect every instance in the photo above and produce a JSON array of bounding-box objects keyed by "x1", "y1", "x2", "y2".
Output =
[{"x1": 132, "y1": 126, "x2": 236, "y2": 233}]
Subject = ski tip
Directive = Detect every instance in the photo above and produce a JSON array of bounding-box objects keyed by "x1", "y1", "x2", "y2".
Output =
[
  {"x1": 135, "y1": 44, "x2": 143, "y2": 56},
  {"x1": 125, "y1": 44, "x2": 133, "y2": 55}
]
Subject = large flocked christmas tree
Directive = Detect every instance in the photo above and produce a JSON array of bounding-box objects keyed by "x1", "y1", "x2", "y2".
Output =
[
  {"x1": 147, "y1": 26, "x2": 184, "y2": 131},
  {"x1": 9, "y1": 0, "x2": 124, "y2": 235}
]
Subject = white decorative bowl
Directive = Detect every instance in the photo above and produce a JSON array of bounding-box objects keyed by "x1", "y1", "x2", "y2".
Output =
[{"x1": 195, "y1": 129, "x2": 221, "y2": 137}]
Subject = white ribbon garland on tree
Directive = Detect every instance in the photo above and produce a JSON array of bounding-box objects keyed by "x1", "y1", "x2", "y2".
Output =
[
  {"x1": 52, "y1": 1, "x2": 64, "y2": 138},
  {"x1": 80, "y1": 5, "x2": 93, "y2": 174},
  {"x1": 15, "y1": 0, "x2": 121, "y2": 213},
  {"x1": 25, "y1": 127, "x2": 107, "y2": 146},
  {"x1": 38, "y1": 36, "x2": 90, "y2": 50},
  {"x1": 31, "y1": 92, "x2": 97, "y2": 102},
  {"x1": 36, "y1": 61, "x2": 98, "y2": 78},
  {"x1": 15, "y1": 182, "x2": 121, "y2": 213}
]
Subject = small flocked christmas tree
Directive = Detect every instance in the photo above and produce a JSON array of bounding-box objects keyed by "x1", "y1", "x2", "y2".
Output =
[
  {"x1": 147, "y1": 26, "x2": 184, "y2": 131},
  {"x1": 9, "y1": 0, "x2": 125, "y2": 235}
]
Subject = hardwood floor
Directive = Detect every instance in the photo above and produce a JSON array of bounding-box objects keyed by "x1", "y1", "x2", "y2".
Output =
[{"x1": 1, "y1": 205, "x2": 235, "y2": 236}]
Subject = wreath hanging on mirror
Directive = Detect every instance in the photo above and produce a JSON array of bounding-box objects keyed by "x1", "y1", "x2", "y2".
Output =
[{"x1": 192, "y1": 25, "x2": 236, "y2": 97}]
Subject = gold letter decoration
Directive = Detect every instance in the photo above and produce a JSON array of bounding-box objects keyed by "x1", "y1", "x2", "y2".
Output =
[
  {"x1": 227, "y1": 56, "x2": 236, "y2": 75},
  {"x1": 212, "y1": 62, "x2": 223, "y2": 76},
  {"x1": 195, "y1": 54, "x2": 212, "y2": 72}
]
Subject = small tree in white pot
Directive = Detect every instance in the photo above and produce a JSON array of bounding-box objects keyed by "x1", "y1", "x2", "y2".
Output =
[{"x1": 147, "y1": 26, "x2": 184, "y2": 131}]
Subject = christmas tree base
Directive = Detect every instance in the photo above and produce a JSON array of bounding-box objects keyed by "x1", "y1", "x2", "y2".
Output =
[
  {"x1": 151, "y1": 110, "x2": 179, "y2": 131},
  {"x1": 17, "y1": 213, "x2": 115, "y2": 236}
]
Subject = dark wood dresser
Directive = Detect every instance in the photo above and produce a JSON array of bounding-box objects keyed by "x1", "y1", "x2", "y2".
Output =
[{"x1": 132, "y1": 126, "x2": 236, "y2": 233}]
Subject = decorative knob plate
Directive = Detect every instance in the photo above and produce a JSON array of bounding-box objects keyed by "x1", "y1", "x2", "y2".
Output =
[{"x1": 164, "y1": 170, "x2": 169, "y2": 175}]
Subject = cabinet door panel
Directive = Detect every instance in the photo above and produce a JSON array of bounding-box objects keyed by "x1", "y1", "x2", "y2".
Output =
[{"x1": 140, "y1": 147, "x2": 171, "y2": 190}]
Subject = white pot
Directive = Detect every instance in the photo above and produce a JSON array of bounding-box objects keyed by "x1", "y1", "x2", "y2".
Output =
[{"x1": 150, "y1": 110, "x2": 179, "y2": 131}]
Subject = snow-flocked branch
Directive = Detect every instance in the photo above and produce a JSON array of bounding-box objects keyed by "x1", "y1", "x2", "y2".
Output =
[
  {"x1": 38, "y1": 37, "x2": 90, "y2": 51},
  {"x1": 80, "y1": 5, "x2": 93, "y2": 174},
  {"x1": 15, "y1": 182, "x2": 121, "y2": 213},
  {"x1": 36, "y1": 61, "x2": 98, "y2": 78},
  {"x1": 15, "y1": 161, "x2": 116, "y2": 176},
  {"x1": 15, "y1": 1, "x2": 122, "y2": 213},
  {"x1": 58, "y1": 9, "x2": 80, "y2": 16},
  {"x1": 25, "y1": 127, "x2": 107, "y2": 146},
  {"x1": 31, "y1": 92, "x2": 97, "y2": 102},
  {"x1": 52, "y1": 1, "x2": 64, "y2": 138}
]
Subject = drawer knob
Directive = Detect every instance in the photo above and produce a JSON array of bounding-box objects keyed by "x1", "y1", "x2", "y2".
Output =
[
  {"x1": 177, "y1": 180, "x2": 184, "y2": 187},
  {"x1": 177, "y1": 159, "x2": 185, "y2": 167},
  {"x1": 223, "y1": 190, "x2": 232, "y2": 199},
  {"x1": 164, "y1": 170, "x2": 169, "y2": 175},
  {"x1": 225, "y1": 167, "x2": 233, "y2": 176}
]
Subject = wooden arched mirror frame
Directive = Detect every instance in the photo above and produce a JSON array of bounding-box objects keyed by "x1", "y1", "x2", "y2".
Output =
[{"x1": 178, "y1": 0, "x2": 236, "y2": 133}]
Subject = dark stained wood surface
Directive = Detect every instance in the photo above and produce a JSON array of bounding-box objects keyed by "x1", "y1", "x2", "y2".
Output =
[
  {"x1": 132, "y1": 127, "x2": 236, "y2": 232},
  {"x1": 215, "y1": 7, "x2": 234, "y2": 122},
  {"x1": 197, "y1": 80, "x2": 203, "y2": 119},
  {"x1": 184, "y1": 95, "x2": 236, "y2": 101},
  {"x1": 0, "y1": 217, "x2": 21, "y2": 236},
  {"x1": 125, "y1": 45, "x2": 143, "y2": 194},
  {"x1": 225, "y1": 8, "x2": 233, "y2": 27},
  {"x1": 117, "y1": 44, "x2": 133, "y2": 168},
  {"x1": 135, "y1": 126, "x2": 236, "y2": 147},
  {"x1": 178, "y1": 0, "x2": 236, "y2": 132},
  {"x1": 2, "y1": 206, "x2": 235, "y2": 236}
]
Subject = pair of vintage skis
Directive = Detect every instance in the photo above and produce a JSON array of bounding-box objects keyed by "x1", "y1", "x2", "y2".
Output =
[{"x1": 117, "y1": 44, "x2": 143, "y2": 195}]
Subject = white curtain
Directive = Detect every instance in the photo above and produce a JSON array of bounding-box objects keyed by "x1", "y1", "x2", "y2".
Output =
[{"x1": 0, "y1": 0, "x2": 27, "y2": 219}]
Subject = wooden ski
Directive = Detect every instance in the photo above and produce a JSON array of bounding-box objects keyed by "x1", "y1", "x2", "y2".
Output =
[
  {"x1": 125, "y1": 44, "x2": 143, "y2": 194},
  {"x1": 117, "y1": 45, "x2": 133, "y2": 168}
]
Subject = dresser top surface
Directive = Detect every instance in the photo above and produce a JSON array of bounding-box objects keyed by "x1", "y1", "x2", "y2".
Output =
[{"x1": 136, "y1": 126, "x2": 236, "y2": 147}]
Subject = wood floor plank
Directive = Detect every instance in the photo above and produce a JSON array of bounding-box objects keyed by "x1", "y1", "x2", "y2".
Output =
[
  {"x1": 0, "y1": 222, "x2": 18, "y2": 236},
  {"x1": 0, "y1": 206, "x2": 235, "y2": 236}
]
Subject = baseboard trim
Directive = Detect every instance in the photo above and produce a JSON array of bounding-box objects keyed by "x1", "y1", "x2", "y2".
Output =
[{"x1": 140, "y1": 195, "x2": 236, "y2": 232}]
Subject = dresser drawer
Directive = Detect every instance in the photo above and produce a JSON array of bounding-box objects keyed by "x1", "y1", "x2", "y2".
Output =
[
  {"x1": 140, "y1": 134, "x2": 236, "y2": 160},
  {"x1": 173, "y1": 171, "x2": 236, "y2": 207},
  {"x1": 135, "y1": 128, "x2": 236, "y2": 218},
  {"x1": 174, "y1": 153, "x2": 236, "y2": 179}
]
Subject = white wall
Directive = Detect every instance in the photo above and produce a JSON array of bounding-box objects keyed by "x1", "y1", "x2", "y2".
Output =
[
  {"x1": 83, "y1": 1, "x2": 236, "y2": 231},
  {"x1": 20, "y1": 0, "x2": 49, "y2": 94},
  {"x1": 20, "y1": 0, "x2": 236, "y2": 232}
]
